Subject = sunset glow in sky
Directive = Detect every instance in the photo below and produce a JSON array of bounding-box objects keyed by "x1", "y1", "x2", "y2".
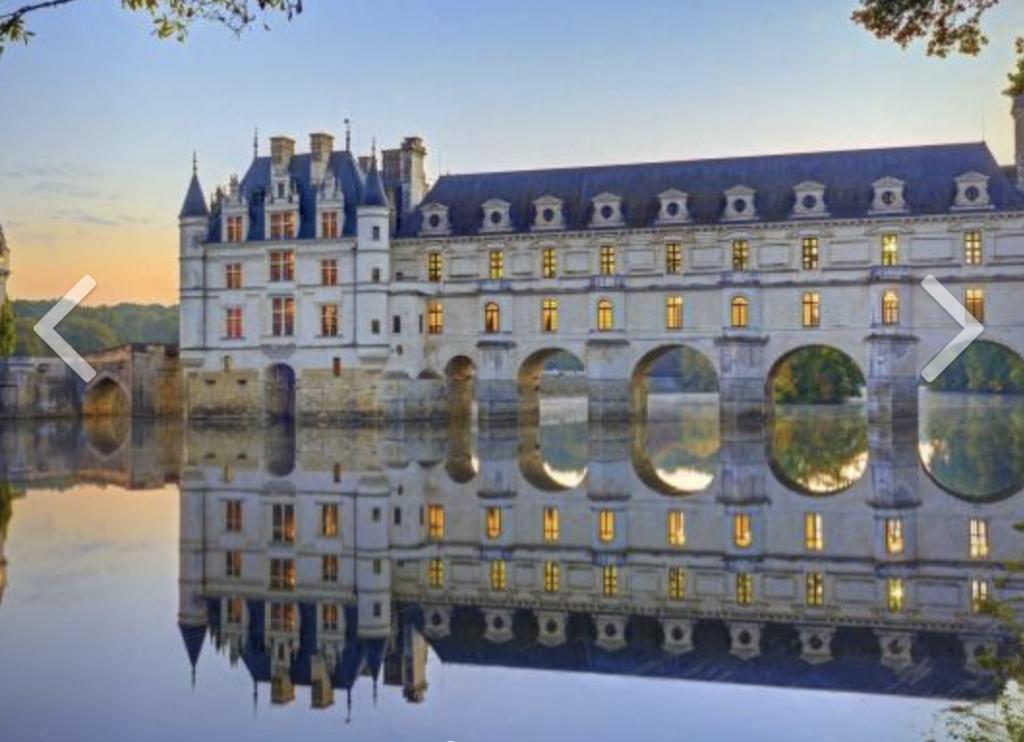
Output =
[{"x1": 2, "y1": 0, "x2": 1024, "y2": 305}]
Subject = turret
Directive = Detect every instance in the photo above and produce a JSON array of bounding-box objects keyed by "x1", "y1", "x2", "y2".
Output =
[
  {"x1": 355, "y1": 155, "x2": 392, "y2": 350},
  {"x1": 1013, "y1": 96, "x2": 1024, "y2": 191},
  {"x1": 178, "y1": 156, "x2": 210, "y2": 351}
]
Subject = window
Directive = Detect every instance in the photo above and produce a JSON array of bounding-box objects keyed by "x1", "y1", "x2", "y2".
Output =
[
  {"x1": 321, "y1": 304, "x2": 339, "y2": 337},
  {"x1": 544, "y1": 561, "x2": 560, "y2": 592},
  {"x1": 886, "y1": 577, "x2": 905, "y2": 612},
  {"x1": 269, "y1": 250, "x2": 295, "y2": 282},
  {"x1": 730, "y1": 296, "x2": 749, "y2": 328},
  {"x1": 600, "y1": 246, "x2": 616, "y2": 275},
  {"x1": 802, "y1": 292, "x2": 821, "y2": 328},
  {"x1": 597, "y1": 298, "x2": 614, "y2": 332},
  {"x1": 428, "y1": 504, "x2": 445, "y2": 540},
  {"x1": 668, "y1": 566, "x2": 687, "y2": 601},
  {"x1": 427, "y1": 252, "x2": 443, "y2": 282},
  {"x1": 971, "y1": 578, "x2": 990, "y2": 614},
  {"x1": 806, "y1": 573, "x2": 824, "y2": 607},
  {"x1": 598, "y1": 510, "x2": 616, "y2": 543},
  {"x1": 321, "y1": 211, "x2": 339, "y2": 239},
  {"x1": 321, "y1": 503, "x2": 339, "y2": 538},
  {"x1": 666, "y1": 295, "x2": 684, "y2": 330},
  {"x1": 882, "y1": 291, "x2": 900, "y2": 326},
  {"x1": 964, "y1": 230, "x2": 983, "y2": 265},
  {"x1": 489, "y1": 250, "x2": 505, "y2": 280},
  {"x1": 272, "y1": 297, "x2": 295, "y2": 337},
  {"x1": 667, "y1": 511, "x2": 686, "y2": 547},
  {"x1": 885, "y1": 518, "x2": 904, "y2": 555},
  {"x1": 393, "y1": 315, "x2": 402, "y2": 334},
  {"x1": 372, "y1": 267, "x2": 381, "y2": 282},
  {"x1": 322, "y1": 555, "x2": 338, "y2": 583},
  {"x1": 969, "y1": 519, "x2": 990, "y2": 559},
  {"x1": 225, "y1": 500, "x2": 243, "y2": 533},
  {"x1": 542, "y1": 299, "x2": 559, "y2": 333},
  {"x1": 372, "y1": 225, "x2": 381, "y2": 241},
  {"x1": 226, "y1": 216, "x2": 245, "y2": 243},
  {"x1": 543, "y1": 248, "x2": 557, "y2": 278},
  {"x1": 321, "y1": 259, "x2": 338, "y2": 286},
  {"x1": 270, "y1": 212, "x2": 296, "y2": 240},
  {"x1": 332, "y1": 358, "x2": 342, "y2": 377},
  {"x1": 428, "y1": 558, "x2": 444, "y2": 589},
  {"x1": 322, "y1": 604, "x2": 339, "y2": 632},
  {"x1": 966, "y1": 288, "x2": 985, "y2": 322},
  {"x1": 272, "y1": 503, "x2": 295, "y2": 544},
  {"x1": 805, "y1": 513, "x2": 823, "y2": 552},
  {"x1": 226, "y1": 308, "x2": 244, "y2": 340},
  {"x1": 270, "y1": 603, "x2": 297, "y2": 632},
  {"x1": 733, "y1": 513, "x2": 753, "y2": 549},
  {"x1": 802, "y1": 237, "x2": 820, "y2": 270},
  {"x1": 666, "y1": 242, "x2": 682, "y2": 274},
  {"x1": 427, "y1": 301, "x2": 443, "y2": 335},
  {"x1": 270, "y1": 558, "x2": 296, "y2": 591},
  {"x1": 490, "y1": 560, "x2": 507, "y2": 591},
  {"x1": 603, "y1": 565, "x2": 619, "y2": 597},
  {"x1": 225, "y1": 263, "x2": 242, "y2": 289},
  {"x1": 225, "y1": 550, "x2": 242, "y2": 578},
  {"x1": 736, "y1": 573, "x2": 754, "y2": 605},
  {"x1": 882, "y1": 234, "x2": 899, "y2": 266},
  {"x1": 485, "y1": 507, "x2": 502, "y2": 540},
  {"x1": 484, "y1": 302, "x2": 501, "y2": 334},
  {"x1": 732, "y1": 239, "x2": 750, "y2": 271},
  {"x1": 226, "y1": 597, "x2": 244, "y2": 625},
  {"x1": 543, "y1": 507, "x2": 560, "y2": 543}
]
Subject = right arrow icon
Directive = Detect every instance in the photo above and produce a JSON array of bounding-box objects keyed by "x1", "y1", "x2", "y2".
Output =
[{"x1": 920, "y1": 275, "x2": 984, "y2": 383}]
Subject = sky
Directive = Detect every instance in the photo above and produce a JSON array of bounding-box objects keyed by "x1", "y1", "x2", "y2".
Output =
[{"x1": 2, "y1": 0, "x2": 1024, "y2": 305}]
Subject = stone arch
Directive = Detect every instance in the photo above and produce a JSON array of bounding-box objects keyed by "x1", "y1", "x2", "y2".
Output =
[
  {"x1": 445, "y1": 355, "x2": 477, "y2": 423},
  {"x1": 765, "y1": 344, "x2": 867, "y2": 409},
  {"x1": 631, "y1": 344, "x2": 720, "y2": 421},
  {"x1": 517, "y1": 348, "x2": 587, "y2": 425},
  {"x1": 766, "y1": 408, "x2": 869, "y2": 496},
  {"x1": 82, "y1": 375, "x2": 130, "y2": 418},
  {"x1": 631, "y1": 415, "x2": 719, "y2": 497},
  {"x1": 265, "y1": 364, "x2": 296, "y2": 421}
]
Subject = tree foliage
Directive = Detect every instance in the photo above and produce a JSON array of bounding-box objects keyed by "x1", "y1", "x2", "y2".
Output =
[
  {"x1": 0, "y1": 297, "x2": 16, "y2": 356},
  {"x1": 928, "y1": 342, "x2": 1024, "y2": 395},
  {"x1": 10, "y1": 300, "x2": 177, "y2": 356},
  {"x1": 0, "y1": 0, "x2": 302, "y2": 60},
  {"x1": 772, "y1": 347, "x2": 865, "y2": 404}
]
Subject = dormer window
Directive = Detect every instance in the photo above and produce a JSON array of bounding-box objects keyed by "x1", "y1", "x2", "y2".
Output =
[
  {"x1": 419, "y1": 203, "x2": 450, "y2": 236},
  {"x1": 591, "y1": 193, "x2": 624, "y2": 228},
  {"x1": 724, "y1": 186, "x2": 757, "y2": 222},
  {"x1": 870, "y1": 177, "x2": 907, "y2": 215},
  {"x1": 533, "y1": 196, "x2": 565, "y2": 231},
  {"x1": 481, "y1": 198, "x2": 512, "y2": 233},
  {"x1": 792, "y1": 181, "x2": 828, "y2": 218},
  {"x1": 657, "y1": 189, "x2": 690, "y2": 224},
  {"x1": 269, "y1": 212, "x2": 296, "y2": 240},
  {"x1": 226, "y1": 215, "x2": 245, "y2": 243},
  {"x1": 953, "y1": 172, "x2": 993, "y2": 211}
]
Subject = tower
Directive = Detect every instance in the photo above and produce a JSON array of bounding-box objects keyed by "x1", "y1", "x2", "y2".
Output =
[
  {"x1": 178, "y1": 157, "x2": 211, "y2": 352},
  {"x1": 355, "y1": 155, "x2": 392, "y2": 357}
]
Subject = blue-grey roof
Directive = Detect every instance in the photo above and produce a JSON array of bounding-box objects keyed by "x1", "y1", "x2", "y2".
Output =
[
  {"x1": 400, "y1": 142, "x2": 1024, "y2": 237},
  {"x1": 360, "y1": 160, "x2": 390, "y2": 208},
  {"x1": 179, "y1": 173, "x2": 209, "y2": 219}
]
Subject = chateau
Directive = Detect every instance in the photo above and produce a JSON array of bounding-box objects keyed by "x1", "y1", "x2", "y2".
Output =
[{"x1": 179, "y1": 103, "x2": 1024, "y2": 425}]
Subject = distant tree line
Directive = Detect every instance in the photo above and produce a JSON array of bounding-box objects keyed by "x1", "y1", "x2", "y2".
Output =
[
  {"x1": 10, "y1": 300, "x2": 177, "y2": 356},
  {"x1": 927, "y1": 342, "x2": 1024, "y2": 395}
]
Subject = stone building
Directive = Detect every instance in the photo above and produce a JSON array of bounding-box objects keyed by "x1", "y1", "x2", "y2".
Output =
[{"x1": 179, "y1": 103, "x2": 1024, "y2": 425}]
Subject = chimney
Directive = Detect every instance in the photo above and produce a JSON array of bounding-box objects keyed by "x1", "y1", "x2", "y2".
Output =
[
  {"x1": 381, "y1": 136, "x2": 428, "y2": 216},
  {"x1": 310, "y1": 132, "x2": 334, "y2": 183},
  {"x1": 1014, "y1": 96, "x2": 1024, "y2": 190},
  {"x1": 270, "y1": 136, "x2": 296, "y2": 175}
]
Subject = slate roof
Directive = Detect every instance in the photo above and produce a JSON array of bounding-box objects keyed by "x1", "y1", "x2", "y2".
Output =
[
  {"x1": 178, "y1": 173, "x2": 209, "y2": 219},
  {"x1": 360, "y1": 160, "x2": 390, "y2": 208},
  {"x1": 400, "y1": 142, "x2": 1024, "y2": 238}
]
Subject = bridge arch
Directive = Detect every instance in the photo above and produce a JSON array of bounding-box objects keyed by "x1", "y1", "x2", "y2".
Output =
[
  {"x1": 767, "y1": 407, "x2": 869, "y2": 496},
  {"x1": 82, "y1": 375, "x2": 130, "y2": 418},
  {"x1": 518, "y1": 423, "x2": 589, "y2": 492},
  {"x1": 631, "y1": 344, "x2": 719, "y2": 421},
  {"x1": 445, "y1": 355, "x2": 477, "y2": 422},
  {"x1": 766, "y1": 344, "x2": 866, "y2": 408},
  {"x1": 265, "y1": 364, "x2": 296, "y2": 421},
  {"x1": 517, "y1": 348, "x2": 587, "y2": 424}
]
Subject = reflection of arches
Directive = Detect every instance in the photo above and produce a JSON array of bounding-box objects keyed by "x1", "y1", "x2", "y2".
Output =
[
  {"x1": 767, "y1": 407, "x2": 869, "y2": 496},
  {"x1": 631, "y1": 345, "x2": 719, "y2": 421},
  {"x1": 264, "y1": 423, "x2": 297, "y2": 477},
  {"x1": 83, "y1": 416, "x2": 131, "y2": 458},
  {"x1": 766, "y1": 345, "x2": 865, "y2": 408},
  {"x1": 517, "y1": 349, "x2": 587, "y2": 425},
  {"x1": 265, "y1": 364, "x2": 296, "y2": 421},
  {"x1": 518, "y1": 423, "x2": 588, "y2": 492},
  {"x1": 631, "y1": 414, "x2": 719, "y2": 496},
  {"x1": 445, "y1": 356, "x2": 477, "y2": 422},
  {"x1": 83, "y1": 376, "x2": 130, "y2": 418}
]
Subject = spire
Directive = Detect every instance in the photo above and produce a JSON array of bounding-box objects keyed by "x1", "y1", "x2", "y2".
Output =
[
  {"x1": 359, "y1": 155, "x2": 389, "y2": 208},
  {"x1": 179, "y1": 155, "x2": 210, "y2": 220},
  {"x1": 253, "y1": 127, "x2": 259, "y2": 159},
  {"x1": 192, "y1": 150, "x2": 198, "y2": 176},
  {"x1": 178, "y1": 622, "x2": 207, "y2": 676},
  {"x1": 344, "y1": 119, "x2": 351, "y2": 152}
]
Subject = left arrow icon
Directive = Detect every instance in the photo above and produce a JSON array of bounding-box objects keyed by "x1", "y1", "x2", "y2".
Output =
[{"x1": 33, "y1": 275, "x2": 98, "y2": 382}]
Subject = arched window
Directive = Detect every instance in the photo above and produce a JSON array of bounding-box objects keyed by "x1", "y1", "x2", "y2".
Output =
[
  {"x1": 730, "y1": 296, "x2": 749, "y2": 329},
  {"x1": 597, "y1": 298, "x2": 614, "y2": 331},
  {"x1": 484, "y1": 302, "x2": 501, "y2": 334},
  {"x1": 882, "y1": 291, "x2": 900, "y2": 326}
]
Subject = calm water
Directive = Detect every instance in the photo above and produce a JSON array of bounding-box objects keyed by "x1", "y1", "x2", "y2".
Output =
[{"x1": 0, "y1": 392, "x2": 1022, "y2": 742}]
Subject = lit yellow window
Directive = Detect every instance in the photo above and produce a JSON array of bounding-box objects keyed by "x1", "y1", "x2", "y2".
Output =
[
  {"x1": 964, "y1": 230, "x2": 983, "y2": 265},
  {"x1": 666, "y1": 242, "x2": 682, "y2": 274},
  {"x1": 320, "y1": 503, "x2": 339, "y2": 538},
  {"x1": 320, "y1": 304, "x2": 339, "y2": 337},
  {"x1": 321, "y1": 258, "x2": 338, "y2": 286},
  {"x1": 427, "y1": 252, "x2": 443, "y2": 281},
  {"x1": 490, "y1": 560, "x2": 507, "y2": 591},
  {"x1": 887, "y1": 577, "x2": 905, "y2": 612},
  {"x1": 543, "y1": 507, "x2": 560, "y2": 543},
  {"x1": 270, "y1": 602, "x2": 297, "y2": 632},
  {"x1": 802, "y1": 292, "x2": 820, "y2": 328},
  {"x1": 885, "y1": 518, "x2": 904, "y2": 555},
  {"x1": 489, "y1": 250, "x2": 505, "y2": 280},
  {"x1": 427, "y1": 301, "x2": 444, "y2": 335},
  {"x1": 882, "y1": 291, "x2": 900, "y2": 326},
  {"x1": 668, "y1": 566, "x2": 687, "y2": 601},
  {"x1": 270, "y1": 211, "x2": 296, "y2": 240},
  {"x1": 597, "y1": 298, "x2": 614, "y2": 331},
  {"x1": 225, "y1": 550, "x2": 242, "y2": 578},
  {"x1": 806, "y1": 572, "x2": 824, "y2": 607},
  {"x1": 598, "y1": 510, "x2": 616, "y2": 543},
  {"x1": 321, "y1": 210, "x2": 339, "y2": 239},
  {"x1": 322, "y1": 604, "x2": 340, "y2": 632},
  {"x1": 971, "y1": 578, "x2": 990, "y2": 614},
  {"x1": 969, "y1": 519, "x2": 990, "y2": 560},
  {"x1": 667, "y1": 510, "x2": 686, "y2": 547},
  {"x1": 428, "y1": 558, "x2": 444, "y2": 589},
  {"x1": 666, "y1": 295, "x2": 684, "y2": 330},
  {"x1": 226, "y1": 215, "x2": 245, "y2": 243},
  {"x1": 322, "y1": 555, "x2": 338, "y2": 583},
  {"x1": 225, "y1": 263, "x2": 243, "y2": 290},
  {"x1": 736, "y1": 573, "x2": 754, "y2": 605},
  {"x1": 804, "y1": 513, "x2": 823, "y2": 552},
  {"x1": 600, "y1": 246, "x2": 616, "y2": 275},
  {"x1": 484, "y1": 302, "x2": 501, "y2": 334},
  {"x1": 542, "y1": 248, "x2": 557, "y2": 278},
  {"x1": 544, "y1": 561, "x2": 561, "y2": 592},
  {"x1": 428, "y1": 504, "x2": 445, "y2": 540},
  {"x1": 965, "y1": 288, "x2": 985, "y2": 322},
  {"x1": 226, "y1": 596, "x2": 244, "y2": 624},
  {"x1": 225, "y1": 500, "x2": 243, "y2": 533},
  {"x1": 272, "y1": 503, "x2": 295, "y2": 543},
  {"x1": 542, "y1": 298, "x2": 559, "y2": 333},
  {"x1": 270, "y1": 558, "x2": 296, "y2": 591},
  {"x1": 802, "y1": 237, "x2": 820, "y2": 270},
  {"x1": 882, "y1": 234, "x2": 899, "y2": 266},
  {"x1": 603, "y1": 565, "x2": 619, "y2": 597},
  {"x1": 730, "y1": 296, "x2": 749, "y2": 328},
  {"x1": 485, "y1": 507, "x2": 502, "y2": 541},
  {"x1": 732, "y1": 239, "x2": 750, "y2": 271},
  {"x1": 733, "y1": 513, "x2": 753, "y2": 549}
]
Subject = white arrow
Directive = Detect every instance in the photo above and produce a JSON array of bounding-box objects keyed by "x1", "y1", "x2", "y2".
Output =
[
  {"x1": 33, "y1": 275, "x2": 98, "y2": 382},
  {"x1": 920, "y1": 275, "x2": 984, "y2": 383}
]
